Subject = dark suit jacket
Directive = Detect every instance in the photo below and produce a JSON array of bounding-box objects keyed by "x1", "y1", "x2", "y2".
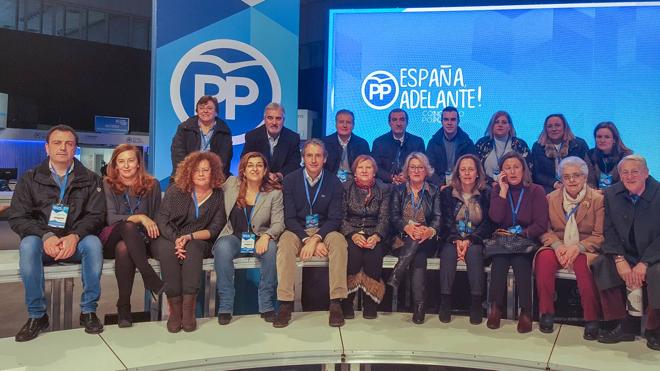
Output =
[
  {"x1": 372, "y1": 131, "x2": 425, "y2": 183},
  {"x1": 170, "y1": 116, "x2": 232, "y2": 177},
  {"x1": 322, "y1": 133, "x2": 370, "y2": 174},
  {"x1": 241, "y1": 125, "x2": 301, "y2": 176},
  {"x1": 425, "y1": 127, "x2": 477, "y2": 185}
]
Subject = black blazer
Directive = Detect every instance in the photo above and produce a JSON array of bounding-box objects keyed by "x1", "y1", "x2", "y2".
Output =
[
  {"x1": 390, "y1": 181, "x2": 443, "y2": 235},
  {"x1": 425, "y1": 127, "x2": 477, "y2": 185},
  {"x1": 170, "y1": 116, "x2": 232, "y2": 177},
  {"x1": 322, "y1": 133, "x2": 370, "y2": 174},
  {"x1": 440, "y1": 186, "x2": 494, "y2": 244},
  {"x1": 372, "y1": 131, "x2": 426, "y2": 183},
  {"x1": 531, "y1": 138, "x2": 589, "y2": 193},
  {"x1": 241, "y1": 125, "x2": 301, "y2": 177}
]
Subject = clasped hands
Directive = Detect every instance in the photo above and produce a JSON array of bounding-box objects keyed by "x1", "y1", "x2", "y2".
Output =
[
  {"x1": 404, "y1": 223, "x2": 434, "y2": 243},
  {"x1": 44, "y1": 234, "x2": 79, "y2": 261}
]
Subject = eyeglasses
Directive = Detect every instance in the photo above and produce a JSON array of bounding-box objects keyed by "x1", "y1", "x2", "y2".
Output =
[
  {"x1": 621, "y1": 170, "x2": 642, "y2": 177},
  {"x1": 561, "y1": 173, "x2": 584, "y2": 181},
  {"x1": 409, "y1": 166, "x2": 426, "y2": 172}
]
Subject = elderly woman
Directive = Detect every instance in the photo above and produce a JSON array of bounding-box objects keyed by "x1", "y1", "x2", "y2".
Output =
[
  {"x1": 535, "y1": 156, "x2": 604, "y2": 339},
  {"x1": 439, "y1": 154, "x2": 494, "y2": 324},
  {"x1": 213, "y1": 152, "x2": 284, "y2": 325},
  {"x1": 585, "y1": 121, "x2": 633, "y2": 191},
  {"x1": 487, "y1": 152, "x2": 549, "y2": 333},
  {"x1": 531, "y1": 114, "x2": 589, "y2": 193},
  {"x1": 341, "y1": 155, "x2": 390, "y2": 320},
  {"x1": 475, "y1": 111, "x2": 531, "y2": 184},
  {"x1": 102, "y1": 144, "x2": 164, "y2": 327},
  {"x1": 388, "y1": 152, "x2": 442, "y2": 324},
  {"x1": 154, "y1": 151, "x2": 226, "y2": 333}
]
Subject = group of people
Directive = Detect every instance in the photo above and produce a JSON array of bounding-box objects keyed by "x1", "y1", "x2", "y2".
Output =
[{"x1": 7, "y1": 97, "x2": 659, "y2": 354}]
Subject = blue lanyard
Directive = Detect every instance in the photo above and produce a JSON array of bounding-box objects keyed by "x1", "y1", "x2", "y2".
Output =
[
  {"x1": 124, "y1": 193, "x2": 142, "y2": 215},
  {"x1": 564, "y1": 204, "x2": 579, "y2": 221},
  {"x1": 507, "y1": 188, "x2": 525, "y2": 225},
  {"x1": 192, "y1": 189, "x2": 207, "y2": 219},
  {"x1": 494, "y1": 137, "x2": 511, "y2": 163},
  {"x1": 200, "y1": 127, "x2": 214, "y2": 151},
  {"x1": 409, "y1": 184, "x2": 424, "y2": 218},
  {"x1": 304, "y1": 172, "x2": 324, "y2": 215},
  {"x1": 243, "y1": 193, "x2": 260, "y2": 233},
  {"x1": 50, "y1": 163, "x2": 72, "y2": 203}
]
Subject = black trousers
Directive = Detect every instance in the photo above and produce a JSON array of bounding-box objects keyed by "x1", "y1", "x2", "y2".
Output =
[
  {"x1": 489, "y1": 253, "x2": 533, "y2": 311},
  {"x1": 154, "y1": 237, "x2": 210, "y2": 297},
  {"x1": 347, "y1": 238, "x2": 384, "y2": 280},
  {"x1": 439, "y1": 242, "x2": 484, "y2": 296}
]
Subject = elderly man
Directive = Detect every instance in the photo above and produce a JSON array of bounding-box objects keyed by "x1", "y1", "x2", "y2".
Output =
[
  {"x1": 274, "y1": 139, "x2": 347, "y2": 328},
  {"x1": 9, "y1": 124, "x2": 106, "y2": 342},
  {"x1": 241, "y1": 102, "x2": 301, "y2": 182},
  {"x1": 591, "y1": 154, "x2": 660, "y2": 350},
  {"x1": 321, "y1": 109, "x2": 370, "y2": 182}
]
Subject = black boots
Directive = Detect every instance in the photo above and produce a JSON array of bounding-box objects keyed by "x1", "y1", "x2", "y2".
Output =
[
  {"x1": 387, "y1": 241, "x2": 420, "y2": 288},
  {"x1": 342, "y1": 293, "x2": 356, "y2": 319},
  {"x1": 411, "y1": 267, "x2": 426, "y2": 324},
  {"x1": 438, "y1": 294, "x2": 451, "y2": 323},
  {"x1": 470, "y1": 295, "x2": 483, "y2": 325}
]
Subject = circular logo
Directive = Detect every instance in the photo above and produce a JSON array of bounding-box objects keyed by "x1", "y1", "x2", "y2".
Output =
[
  {"x1": 170, "y1": 39, "x2": 281, "y2": 144},
  {"x1": 361, "y1": 70, "x2": 399, "y2": 110}
]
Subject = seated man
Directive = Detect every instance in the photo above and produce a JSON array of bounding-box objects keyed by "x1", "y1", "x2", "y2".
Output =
[
  {"x1": 241, "y1": 102, "x2": 301, "y2": 182},
  {"x1": 591, "y1": 154, "x2": 660, "y2": 351},
  {"x1": 9, "y1": 124, "x2": 106, "y2": 342},
  {"x1": 322, "y1": 109, "x2": 370, "y2": 182},
  {"x1": 274, "y1": 139, "x2": 347, "y2": 328}
]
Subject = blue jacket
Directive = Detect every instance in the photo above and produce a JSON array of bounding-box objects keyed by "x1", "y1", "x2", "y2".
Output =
[
  {"x1": 322, "y1": 133, "x2": 370, "y2": 175},
  {"x1": 372, "y1": 131, "x2": 425, "y2": 183},
  {"x1": 425, "y1": 127, "x2": 477, "y2": 185}
]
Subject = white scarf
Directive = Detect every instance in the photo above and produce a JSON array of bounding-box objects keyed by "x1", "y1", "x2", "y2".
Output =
[{"x1": 562, "y1": 184, "x2": 587, "y2": 247}]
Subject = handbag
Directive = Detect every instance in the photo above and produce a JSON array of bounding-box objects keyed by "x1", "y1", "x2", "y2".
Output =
[{"x1": 483, "y1": 228, "x2": 539, "y2": 257}]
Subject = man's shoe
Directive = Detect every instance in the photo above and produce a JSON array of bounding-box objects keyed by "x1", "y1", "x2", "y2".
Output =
[
  {"x1": 217, "y1": 313, "x2": 232, "y2": 325},
  {"x1": 412, "y1": 302, "x2": 425, "y2": 325},
  {"x1": 15, "y1": 314, "x2": 49, "y2": 342},
  {"x1": 517, "y1": 310, "x2": 532, "y2": 333},
  {"x1": 486, "y1": 303, "x2": 501, "y2": 330},
  {"x1": 260, "y1": 311, "x2": 276, "y2": 323},
  {"x1": 583, "y1": 321, "x2": 600, "y2": 341},
  {"x1": 273, "y1": 301, "x2": 293, "y2": 328},
  {"x1": 329, "y1": 301, "x2": 345, "y2": 327},
  {"x1": 647, "y1": 332, "x2": 660, "y2": 351},
  {"x1": 598, "y1": 321, "x2": 635, "y2": 344},
  {"x1": 80, "y1": 312, "x2": 104, "y2": 334},
  {"x1": 539, "y1": 313, "x2": 554, "y2": 333}
]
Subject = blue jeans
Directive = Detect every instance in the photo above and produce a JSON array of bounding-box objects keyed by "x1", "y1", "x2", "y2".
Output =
[
  {"x1": 213, "y1": 235, "x2": 277, "y2": 314},
  {"x1": 19, "y1": 235, "x2": 103, "y2": 318}
]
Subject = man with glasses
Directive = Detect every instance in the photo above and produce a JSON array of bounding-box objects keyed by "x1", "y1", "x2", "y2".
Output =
[
  {"x1": 591, "y1": 154, "x2": 660, "y2": 351},
  {"x1": 372, "y1": 108, "x2": 425, "y2": 185}
]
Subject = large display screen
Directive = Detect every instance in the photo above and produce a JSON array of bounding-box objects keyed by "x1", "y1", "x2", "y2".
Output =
[{"x1": 326, "y1": 2, "x2": 660, "y2": 175}]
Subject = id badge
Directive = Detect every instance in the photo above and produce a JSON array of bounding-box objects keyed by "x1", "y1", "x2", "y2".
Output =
[
  {"x1": 599, "y1": 172, "x2": 613, "y2": 189},
  {"x1": 337, "y1": 169, "x2": 349, "y2": 183},
  {"x1": 493, "y1": 169, "x2": 500, "y2": 177},
  {"x1": 48, "y1": 204, "x2": 69, "y2": 228},
  {"x1": 507, "y1": 225, "x2": 523, "y2": 235},
  {"x1": 305, "y1": 214, "x2": 319, "y2": 229},
  {"x1": 458, "y1": 220, "x2": 473, "y2": 236},
  {"x1": 240, "y1": 232, "x2": 256, "y2": 254},
  {"x1": 445, "y1": 171, "x2": 452, "y2": 186}
]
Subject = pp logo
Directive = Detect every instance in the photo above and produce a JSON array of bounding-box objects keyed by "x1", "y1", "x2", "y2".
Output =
[
  {"x1": 170, "y1": 39, "x2": 281, "y2": 144},
  {"x1": 361, "y1": 70, "x2": 399, "y2": 110}
]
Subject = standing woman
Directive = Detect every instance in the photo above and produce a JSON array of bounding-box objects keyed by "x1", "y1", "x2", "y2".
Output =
[
  {"x1": 487, "y1": 152, "x2": 548, "y2": 333},
  {"x1": 439, "y1": 154, "x2": 494, "y2": 324},
  {"x1": 475, "y1": 111, "x2": 531, "y2": 184},
  {"x1": 585, "y1": 121, "x2": 632, "y2": 191},
  {"x1": 213, "y1": 152, "x2": 284, "y2": 325},
  {"x1": 341, "y1": 155, "x2": 390, "y2": 320},
  {"x1": 154, "y1": 151, "x2": 226, "y2": 333},
  {"x1": 388, "y1": 152, "x2": 442, "y2": 324},
  {"x1": 102, "y1": 144, "x2": 164, "y2": 328},
  {"x1": 535, "y1": 156, "x2": 604, "y2": 339},
  {"x1": 531, "y1": 114, "x2": 589, "y2": 193}
]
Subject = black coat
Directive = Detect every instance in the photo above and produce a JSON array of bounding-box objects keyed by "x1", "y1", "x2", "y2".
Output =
[
  {"x1": 322, "y1": 133, "x2": 370, "y2": 174},
  {"x1": 155, "y1": 186, "x2": 226, "y2": 242},
  {"x1": 170, "y1": 116, "x2": 232, "y2": 177},
  {"x1": 241, "y1": 125, "x2": 301, "y2": 176},
  {"x1": 390, "y1": 181, "x2": 443, "y2": 236},
  {"x1": 341, "y1": 179, "x2": 390, "y2": 239},
  {"x1": 372, "y1": 131, "x2": 425, "y2": 183},
  {"x1": 425, "y1": 127, "x2": 477, "y2": 185},
  {"x1": 440, "y1": 186, "x2": 494, "y2": 244},
  {"x1": 8, "y1": 158, "x2": 105, "y2": 239},
  {"x1": 530, "y1": 138, "x2": 589, "y2": 193}
]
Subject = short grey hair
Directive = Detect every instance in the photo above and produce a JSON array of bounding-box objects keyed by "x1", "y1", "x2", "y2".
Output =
[
  {"x1": 400, "y1": 152, "x2": 434, "y2": 180},
  {"x1": 264, "y1": 102, "x2": 285, "y2": 116},
  {"x1": 558, "y1": 156, "x2": 588, "y2": 177},
  {"x1": 302, "y1": 138, "x2": 327, "y2": 158},
  {"x1": 617, "y1": 154, "x2": 648, "y2": 173}
]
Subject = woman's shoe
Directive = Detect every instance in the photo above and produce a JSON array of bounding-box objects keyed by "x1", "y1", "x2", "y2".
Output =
[
  {"x1": 486, "y1": 303, "x2": 501, "y2": 330},
  {"x1": 117, "y1": 305, "x2": 132, "y2": 328}
]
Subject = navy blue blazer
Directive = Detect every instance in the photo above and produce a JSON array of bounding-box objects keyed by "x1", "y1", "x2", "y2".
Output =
[
  {"x1": 241, "y1": 125, "x2": 301, "y2": 176},
  {"x1": 322, "y1": 133, "x2": 370, "y2": 174},
  {"x1": 371, "y1": 131, "x2": 426, "y2": 183},
  {"x1": 282, "y1": 168, "x2": 343, "y2": 240}
]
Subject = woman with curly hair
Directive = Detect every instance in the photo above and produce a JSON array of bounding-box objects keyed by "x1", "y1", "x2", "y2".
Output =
[
  {"x1": 154, "y1": 151, "x2": 226, "y2": 333},
  {"x1": 102, "y1": 144, "x2": 164, "y2": 327}
]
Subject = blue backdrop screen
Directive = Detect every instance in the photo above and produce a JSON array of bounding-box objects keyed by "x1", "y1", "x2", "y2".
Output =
[{"x1": 326, "y1": 3, "x2": 660, "y2": 175}]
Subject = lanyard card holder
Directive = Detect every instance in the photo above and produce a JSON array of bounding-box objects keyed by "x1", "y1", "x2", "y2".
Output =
[
  {"x1": 240, "y1": 232, "x2": 256, "y2": 254},
  {"x1": 305, "y1": 213, "x2": 320, "y2": 229},
  {"x1": 507, "y1": 225, "x2": 523, "y2": 235},
  {"x1": 48, "y1": 203, "x2": 69, "y2": 228}
]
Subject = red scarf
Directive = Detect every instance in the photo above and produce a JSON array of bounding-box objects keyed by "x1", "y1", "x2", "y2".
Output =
[{"x1": 355, "y1": 177, "x2": 375, "y2": 205}]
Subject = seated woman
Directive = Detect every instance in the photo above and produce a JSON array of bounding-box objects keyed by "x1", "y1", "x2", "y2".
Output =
[
  {"x1": 154, "y1": 151, "x2": 226, "y2": 333},
  {"x1": 102, "y1": 144, "x2": 164, "y2": 328},
  {"x1": 388, "y1": 152, "x2": 442, "y2": 325},
  {"x1": 475, "y1": 111, "x2": 531, "y2": 185},
  {"x1": 439, "y1": 154, "x2": 494, "y2": 325},
  {"x1": 535, "y1": 156, "x2": 604, "y2": 339},
  {"x1": 341, "y1": 155, "x2": 390, "y2": 320},
  {"x1": 585, "y1": 121, "x2": 632, "y2": 191},
  {"x1": 531, "y1": 114, "x2": 589, "y2": 193},
  {"x1": 487, "y1": 152, "x2": 548, "y2": 333},
  {"x1": 213, "y1": 152, "x2": 284, "y2": 325}
]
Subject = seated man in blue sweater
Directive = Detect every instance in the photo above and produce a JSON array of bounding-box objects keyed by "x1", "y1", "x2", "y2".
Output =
[{"x1": 274, "y1": 139, "x2": 348, "y2": 328}]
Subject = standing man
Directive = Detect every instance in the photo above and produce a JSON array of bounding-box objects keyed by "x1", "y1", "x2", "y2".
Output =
[
  {"x1": 242, "y1": 102, "x2": 301, "y2": 182},
  {"x1": 171, "y1": 95, "x2": 232, "y2": 177},
  {"x1": 426, "y1": 106, "x2": 477, "y2": 186},
  {"x1": 372, "y1": 109, "x2": 425, "y2": 185},
  {"x1": 9, "y1": 124, "x2": 106, "y2": 342},
  {"x1": 274, "y1": 139, "x2": 347, "y2": 328},
  {"x1": 322, "y1": 109, "x2": 370, "y2": 182}
]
